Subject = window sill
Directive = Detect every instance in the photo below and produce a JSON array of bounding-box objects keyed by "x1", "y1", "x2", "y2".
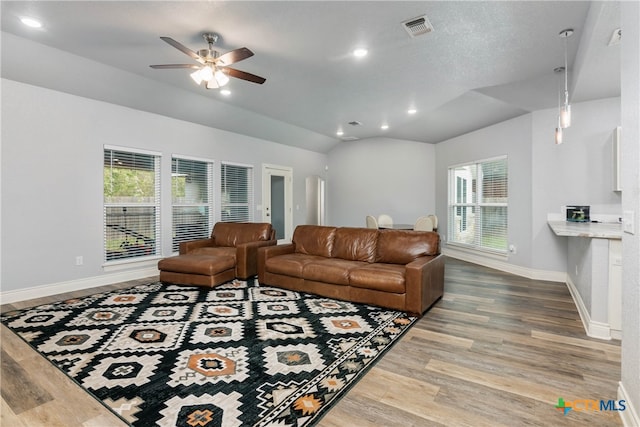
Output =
[{"x1": 102, "y1": 256, "x2": 162, "y2": 272}]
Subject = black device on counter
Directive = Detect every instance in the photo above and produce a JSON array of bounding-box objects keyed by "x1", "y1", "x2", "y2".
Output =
[{"x1": 566, "y1": 205, "x2": 590, "y2": 222}]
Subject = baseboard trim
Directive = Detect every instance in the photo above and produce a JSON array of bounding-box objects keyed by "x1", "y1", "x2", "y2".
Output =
[
  {"x1": 0, "y1": 267, "x2": 159, "y2": 304},
  {"x1": 618, "y1": 381, "x2": 640, "y2": 427},
  {"x1": 443, "y1": 248, "x2": 566, "y2": 282},
  {"x1": 566, "y1": 275, "x2": 612, "y2": 340}
]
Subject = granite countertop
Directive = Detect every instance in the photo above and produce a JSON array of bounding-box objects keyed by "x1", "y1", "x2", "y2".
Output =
[{"x1": 547, "y1": 220, "x2": 622, "y2": 239}]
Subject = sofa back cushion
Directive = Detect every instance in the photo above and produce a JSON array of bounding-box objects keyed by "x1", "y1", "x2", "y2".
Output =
[
  {"x1": 376, "y1": 229, "x2": 440, "y2": 264},
  {"x1": 332, "y1": 227, "x2": 378, "y2": 263},
  {"x1": 293, "y1": 225, "x2": 337, "y2": 257},
  {"x1": 212, "y1": 222, "x2": 273, "y2": 247}
]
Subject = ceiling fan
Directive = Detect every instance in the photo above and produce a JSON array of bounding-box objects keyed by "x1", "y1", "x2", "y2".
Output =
[{"x1": 150, "y1": 33, "x2": 266, "y2": 89}]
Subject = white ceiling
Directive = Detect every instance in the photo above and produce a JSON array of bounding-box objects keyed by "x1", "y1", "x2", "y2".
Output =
[{"x1": 1, "y1": 1, "x2": 621, "y2": 153}]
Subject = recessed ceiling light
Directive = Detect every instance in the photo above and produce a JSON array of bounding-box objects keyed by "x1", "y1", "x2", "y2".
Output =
[
  {"x1": 220, "y1": 89, "x2": 231, "y2": 96},
  {"x1": 20, "y1": 17, "x2": 42, "y2": 28},
  {"x1": 408, "y1": 108, "x2": 417, "y2": 114},
  {"x1": 336, "y1": 130, "x2": 344, "y2": 136},
  {"x1": 381, "y1": 124, "x2": 389, "y2": 130},
  {"x1": 353, "y1": 48, "x2": 368, "y2": 58}
]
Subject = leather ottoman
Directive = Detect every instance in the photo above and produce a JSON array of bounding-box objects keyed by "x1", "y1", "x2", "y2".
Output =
[{"x1": 158, "y1": 254, "x2": 236, "y2": 288}]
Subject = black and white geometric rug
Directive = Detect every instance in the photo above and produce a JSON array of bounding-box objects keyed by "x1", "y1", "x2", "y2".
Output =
[{"x1": 1, "y1": 279, "x2": 416, "y2": 426}]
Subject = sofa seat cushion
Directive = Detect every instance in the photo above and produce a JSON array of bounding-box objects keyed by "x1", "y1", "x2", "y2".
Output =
[
  {"x1": 158, "y1": 255, "x2": 235, "y2": 276},
  {"x1": 189, "y1": 247, "x2": 236, "y2": 259},
  {"x1": 265, "y1": 254, "x2": 325, "y2": 278},
  {"x1": 349, "y1": 263, "x2": 406, "y2": 293},
  {"x1": 303, "y1": 259, "x2": 366, "y2": 285}
]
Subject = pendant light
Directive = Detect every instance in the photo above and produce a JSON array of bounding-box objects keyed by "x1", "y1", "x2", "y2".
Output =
[
  {"x1": 559, "y1": 29, "x2": 573, "y2": 128},
  {"x1": 554, "y1": 67, "x2": 564, "y2": 145}
]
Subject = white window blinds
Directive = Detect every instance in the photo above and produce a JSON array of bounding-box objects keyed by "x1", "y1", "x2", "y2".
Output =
[
  {"x1": 220, "y1": 162, "x2": 254, "y2": 222},
  {"x1": 448, "y1": 157, "x2": 508, "y2": 253},
  {"x1": 104, "y1": 147, "x2": 161, "y2": 262},
  {"x1": 172, "y1": 156, "x2": 214, "y2": 252}
]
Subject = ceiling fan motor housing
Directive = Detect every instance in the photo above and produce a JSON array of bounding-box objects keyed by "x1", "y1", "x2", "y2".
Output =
[{"x1": 197, "y1": 48, "x2": 218, "y2": 62}]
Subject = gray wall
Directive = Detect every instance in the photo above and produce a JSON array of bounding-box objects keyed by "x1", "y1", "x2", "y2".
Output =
[
  {"x1": 435, "y1": 97, "x2": 621, "y2": 274},
  {"x1": 326, "y1": 137, "x2": 436, "y2": 228},
  {"x1": 1, "y1": 79, "x2": 327, "y2": 291},
  {"x1": 531, "y1": 97, "x2": 622, "y2": 272},
  {"x1": 435, "y1": 114, "x2": 534, "y2": 269}
]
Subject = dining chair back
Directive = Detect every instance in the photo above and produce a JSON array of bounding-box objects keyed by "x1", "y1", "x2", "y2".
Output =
[
  {"x1": 428, "y1": 214, "x2": 438, "y2": 230},
  {"x1": 365, "y1": 215, "x2": 378, "y2": 229},
  {"x1": 377, "y1": 214, "x2": 394, "y2": 227},
  {"x1": 414, "y1": 216, "x2": 434, "y2": 231}
]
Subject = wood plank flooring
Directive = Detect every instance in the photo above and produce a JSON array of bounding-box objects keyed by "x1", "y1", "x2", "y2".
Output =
[{"x1": 1, "y1": 258, "x2": 622, "y2": 426}]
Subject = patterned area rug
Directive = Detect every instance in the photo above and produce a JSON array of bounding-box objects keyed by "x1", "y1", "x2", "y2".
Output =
[{"x1": 2, "y1": 279, "x2": 416, "y2": 426}]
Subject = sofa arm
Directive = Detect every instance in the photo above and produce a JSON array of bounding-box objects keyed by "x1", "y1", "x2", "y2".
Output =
[
  {"x1": 404, "y1": 253, "x2": 445, "y2": 316},
  {"x1": 180, "y1": 238, "x2": 215, "y2": 255},
  {"x1": 257, "y1": 243, "x2": 295, "y2": 283},
  {"x1": 236, "y1": 239, "x2": 278, "y2": 279}
]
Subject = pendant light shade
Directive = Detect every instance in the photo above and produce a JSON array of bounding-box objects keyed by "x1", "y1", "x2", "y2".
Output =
[
  {"x1": 555, "y1": 116, "x2": 563, "y2": 145},
  {"x1": 554, "y1": 66, "x2": 564, "y2": 145},
  {"x1": 560, "y1": 102, "x2": 571, "y2": 128}
]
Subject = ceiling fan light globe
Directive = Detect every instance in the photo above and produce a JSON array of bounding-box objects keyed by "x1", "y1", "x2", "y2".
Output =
[
  {"x1": 206, "y1": 79, "x2": 220, "y2": 89},
  {"x1": 200, "y1": 66, "x2": 214, "y2": 82},
  {"x1": 215, "y1": 70, "x2": 230, "y2": 87},
  {"x1": 190, "y1": 69, "x2": 203, "y2": 85}
]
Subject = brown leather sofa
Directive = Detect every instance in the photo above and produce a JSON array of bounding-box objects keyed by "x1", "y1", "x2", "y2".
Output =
[
  {"x1": 159, "y1": 222, "x2": 277, "y2": 287},
  {"x1": 258, "y1": 225, "x2": 444, "y2": 316}
]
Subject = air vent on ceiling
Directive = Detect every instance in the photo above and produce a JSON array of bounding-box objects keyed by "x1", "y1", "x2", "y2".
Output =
[
  {"x1": 402, "y1": 15, "x2": 434, "y2": 38},
  {"x1": 348, "y1": 120, "x2": 362, "y2": 126}
]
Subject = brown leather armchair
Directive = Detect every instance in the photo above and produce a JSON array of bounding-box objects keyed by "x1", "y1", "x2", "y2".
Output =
[{"x1": 159, "y1": 222, "x2": 277, "y2": 287}]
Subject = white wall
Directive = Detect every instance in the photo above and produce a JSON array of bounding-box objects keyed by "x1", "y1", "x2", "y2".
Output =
[
  {"x1": 620, "y1": 1, "x2": 640, "y2": 423},
  {"x1": 326, "y1": 137, "x2": 436, "y2": 227},
  {"x1": 1, "y1": 79, "x2": 327, "y2": 293},
  {"x1": 435, "y1": 114, "x2": 534, "y2": 270}
]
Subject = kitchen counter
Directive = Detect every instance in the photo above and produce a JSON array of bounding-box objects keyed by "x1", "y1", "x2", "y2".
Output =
[{"x1": 547, "y1": 220, "x2": 622, "y2": 239}]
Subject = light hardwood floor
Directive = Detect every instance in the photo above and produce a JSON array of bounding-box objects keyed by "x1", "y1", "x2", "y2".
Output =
[{"x1": 1, "y1": 258, "x2": 622, "y2": 426}]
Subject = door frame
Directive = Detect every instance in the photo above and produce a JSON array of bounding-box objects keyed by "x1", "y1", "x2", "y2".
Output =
[{"x1": 262, "y1": 164, "x2": 293, "y2": 242}]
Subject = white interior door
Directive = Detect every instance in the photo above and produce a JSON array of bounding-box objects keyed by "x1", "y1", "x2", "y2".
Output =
[{"x1": 262, "y1": 165, "x2": 293, "y2": 242}]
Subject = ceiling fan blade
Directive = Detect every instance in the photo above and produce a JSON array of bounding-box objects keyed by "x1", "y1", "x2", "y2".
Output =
[
  {"x1": 150, "y1": 64, "x2": 202, "y2": 69},
  {"x1": 215, "y1": 47, "x2": 254, "y2": 66},
  {"x1": 160, "y1": 36, "x2": 205, "y2": 64},
  {"x1": 224, "y1": 67, "x2": 266, "y2": 84}
]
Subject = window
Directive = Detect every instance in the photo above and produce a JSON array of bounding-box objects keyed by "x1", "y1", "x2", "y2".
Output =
[
  {"x1": 172, "y1": 156, "x2": 214, "y2": 253},
  {"x1": 448, "y1": 157, "x2": 508, "y2": 253},
  {"x1": 220, "y1": 162, "x2": 254, "y2": 222},
  {"x1": 104, "y1": 147, "x2": 161, "y2": 262}
]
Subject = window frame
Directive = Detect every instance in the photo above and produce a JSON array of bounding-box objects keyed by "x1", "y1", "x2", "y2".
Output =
[
  {"x1": 171, "y1": 154, "x2": 215, "y2": 253},
  {"x1": 447, "y1": 155, "x2": 508, "y2": 255},
  {"x1": 103, "y1": 145, "x2": 161, "y2": 264},
  {"x1": 220, "y1": 161, "x2": 254, "y2": 223}
]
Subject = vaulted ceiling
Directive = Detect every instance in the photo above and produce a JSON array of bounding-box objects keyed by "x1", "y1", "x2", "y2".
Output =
[{"x1": 1, "y1": 1, "x2": 621, "y2": 153}]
